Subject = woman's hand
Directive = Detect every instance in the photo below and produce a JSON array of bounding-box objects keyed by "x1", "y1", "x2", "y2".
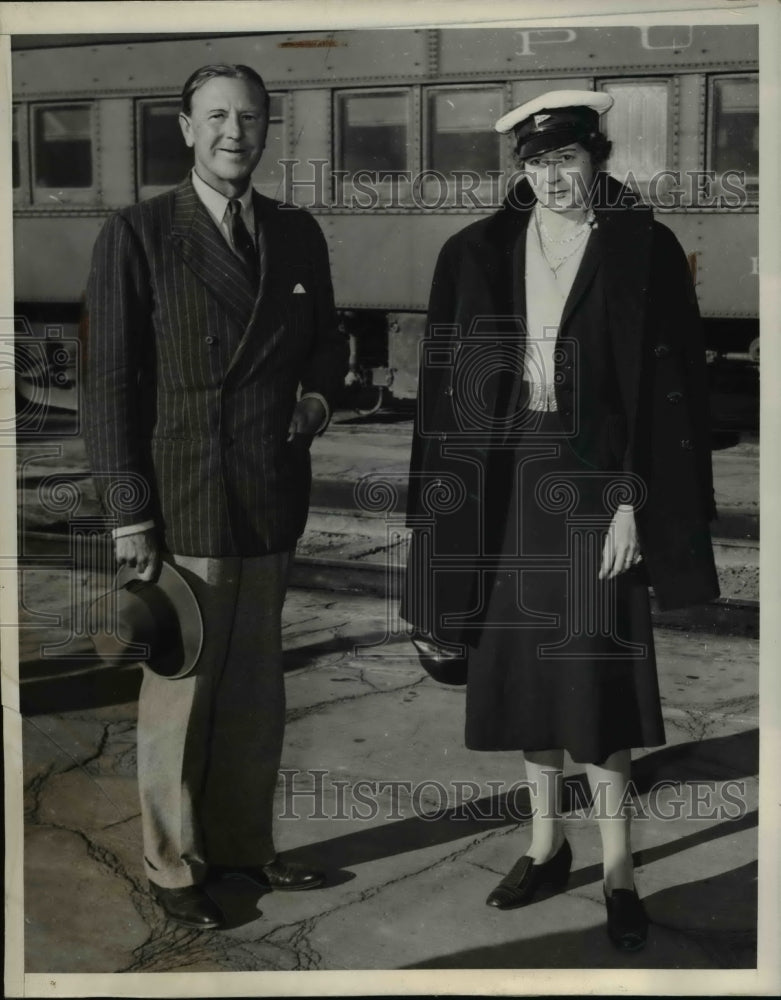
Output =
[{"x1": 599, "y1": 508, "x2": 642, "y2": 580}]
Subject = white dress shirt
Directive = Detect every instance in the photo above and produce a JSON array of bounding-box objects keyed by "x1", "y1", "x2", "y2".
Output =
[{"x1": 523, "y1": 213, "x2": 590, "y2": 410}]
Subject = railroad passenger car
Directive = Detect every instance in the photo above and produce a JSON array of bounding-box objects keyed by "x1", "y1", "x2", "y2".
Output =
[{"x1": 11, "y1": 25, "x2": 758, "y2": 406}]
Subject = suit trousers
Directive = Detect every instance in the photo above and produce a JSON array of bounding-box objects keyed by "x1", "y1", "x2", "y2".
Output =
[{"x1": 137, "y1": 551, "x2": 291, "y2": 889}]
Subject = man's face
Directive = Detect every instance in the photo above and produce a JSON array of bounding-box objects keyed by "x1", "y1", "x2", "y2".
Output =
[
  {"x1": 523, "y1": 143, "x2": 595, "y2": 212},
  {"x1": 179, "y1": 75, "x2": 269, "y2": 197}
]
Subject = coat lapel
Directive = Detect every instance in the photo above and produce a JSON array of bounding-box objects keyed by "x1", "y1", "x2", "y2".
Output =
[
  {"x1": 598, "y1": 199, "x2": 654, "y2": 437},
  {"x1": 558, "y1": 226, "x2": 601, "y2": 331},
  {"x1": 462, "y1": 204, "x2": 530, "y2": 435},
  {"x1": 170, "y1": 179, "x2": 258, "y2": 329}
]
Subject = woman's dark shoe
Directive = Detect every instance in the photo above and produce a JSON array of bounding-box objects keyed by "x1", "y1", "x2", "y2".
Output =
[
  {"x1": 603, "y1": 885, "x2": 648, "y2": 951},
  {"x1": 149, "y1": 881, "x2": 224, "y2": 929},
  {"x1": 486, "y1": 839, "x2": 572, "y2": 909}
]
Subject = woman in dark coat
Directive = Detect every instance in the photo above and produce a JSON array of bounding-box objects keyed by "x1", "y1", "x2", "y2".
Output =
[{"x1": 402, "y1": 90, "x2": 719, "y2": 951}]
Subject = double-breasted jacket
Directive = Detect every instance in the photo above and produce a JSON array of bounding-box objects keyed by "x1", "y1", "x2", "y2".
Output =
[{"x1": 85, "y1": 177, "x2": 347, "y2": 557}]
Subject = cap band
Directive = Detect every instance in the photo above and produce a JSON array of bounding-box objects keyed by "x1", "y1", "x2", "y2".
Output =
[
  {"x1": 516, "y1": 123, "x2": 594, "y2": 160},
  {"x1": 513, "y1": 105, "x2": 599, "y2": 160}
]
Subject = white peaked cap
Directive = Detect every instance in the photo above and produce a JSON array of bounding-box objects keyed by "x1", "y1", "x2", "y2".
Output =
[{"x1": 494, "y1": 89, "x2": 614, "y2": 135}]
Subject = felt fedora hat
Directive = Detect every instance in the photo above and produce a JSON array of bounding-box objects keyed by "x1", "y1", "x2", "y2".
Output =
[{"x1": 88, "y1": 561, "x2": 203, "y2": 679}]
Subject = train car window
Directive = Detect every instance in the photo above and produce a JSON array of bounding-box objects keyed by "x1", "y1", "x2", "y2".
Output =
[
  {"x1": 139, "y1": 101, "x2": 191, "y2": 188},
  {"x1": 32, "y1": 103, "x2": 94, "y2": 189},
  {"x1": 598, "y1": 79, "x2": 671, "y2": 184},
  {"x1": 337, "y1": 91, "x2": 410, "y2": 174},
  {"x1": 12, "y1": 106, "x2": 20, "y2": 188},
  {"x1": 426, "y1": 88, "x2": 502, "y2": 175},
  {"x1": 710, "y1": 76, "x2": 758, "y2": 181}
]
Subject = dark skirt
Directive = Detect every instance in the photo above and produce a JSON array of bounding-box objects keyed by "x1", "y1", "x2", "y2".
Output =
[{"x1": 465, "y1": 412, "x2": 665, "y2": 764}]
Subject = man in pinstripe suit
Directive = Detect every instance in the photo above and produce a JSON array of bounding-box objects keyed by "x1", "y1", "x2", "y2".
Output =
[{"x1": 85, "y1": 64, "x2": 347, "y2": 929}]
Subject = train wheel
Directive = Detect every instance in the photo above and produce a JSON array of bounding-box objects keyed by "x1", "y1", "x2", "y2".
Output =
[{"x1": 748, "y1": 337, "x2": 759, "y2": 364}]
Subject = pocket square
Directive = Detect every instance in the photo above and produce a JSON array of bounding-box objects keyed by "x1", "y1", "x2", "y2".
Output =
[{"x1": 293, "y1": 283, "x2": 306, "y2": 294}]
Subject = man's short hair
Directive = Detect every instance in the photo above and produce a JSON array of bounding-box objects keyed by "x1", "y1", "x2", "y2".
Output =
[{"x1": 181, "y1": 64, "x2": 270, "y2": 116}]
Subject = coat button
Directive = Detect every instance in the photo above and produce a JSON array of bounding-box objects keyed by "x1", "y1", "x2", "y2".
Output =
[
  {"x1": 666, "y1": 391, "x2": 683, "y2": 404},
  {"x1": 654, "y1": 344, "x2": 671, "y2": 358},
  {"x1": 680, "y1": 438, "x2": 694, "y2": 450},
  {"x1": 205, "y1": 335, "x2": 216, "y2": 345}
]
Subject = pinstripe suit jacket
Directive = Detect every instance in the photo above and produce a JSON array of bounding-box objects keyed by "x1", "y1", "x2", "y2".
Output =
[{"x1": 84, "y1": 177, "x2": 346, "y2": 556}]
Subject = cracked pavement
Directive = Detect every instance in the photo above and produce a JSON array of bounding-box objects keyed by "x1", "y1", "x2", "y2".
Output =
[
  {"x1": 13, "y1": 416, "x2": 760, "y2": 974},
  {"x1": 18, "y1": 584, "x2": 759, "y2": 973}
]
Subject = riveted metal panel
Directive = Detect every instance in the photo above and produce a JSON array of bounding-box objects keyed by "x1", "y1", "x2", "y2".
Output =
[
  {"x1": 12, "y1": 30, "x2": 430, "y2": 99},
  {"x1": 671, "y1": 74, "x2": 681, "y2": 172},
  {"x1": 316, "y1": 212, "x2": 488, "y2": 312},
  {"x1": 437, "y1": 25, "x2": 757, "y2": 79},
  {"x1": 14, "y1": 216, "x2": 106, "y2": 302},
  {"x1": 98, "y1": 99, "x2": 135, "y2": 209},
  {"x1": 286, "y1": 89, "x2": 333, "y2": 207},
  {"x1": 677, "y1": 73, "x2": 704, "y2": 174},
  {"x1": 664, "y1": 213, "x2": 758, "y2": 318}
]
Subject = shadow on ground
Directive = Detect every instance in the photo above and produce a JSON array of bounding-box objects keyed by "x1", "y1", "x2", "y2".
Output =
[{"x1": 404, "y1": 861, "x2": 757, "y2": 969}]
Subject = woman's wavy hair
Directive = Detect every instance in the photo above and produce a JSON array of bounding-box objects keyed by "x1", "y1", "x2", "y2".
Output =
[{"x1": 515, "y1": 129, "x2": 613, "y2": 170}]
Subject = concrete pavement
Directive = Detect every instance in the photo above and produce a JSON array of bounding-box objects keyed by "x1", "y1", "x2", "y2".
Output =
[
  {"x1": 20, "y1": 579, "x2": 758, "y2": 973},
  {"x1": 14, "y1": 409, "x2": 760, "y2": 975}
]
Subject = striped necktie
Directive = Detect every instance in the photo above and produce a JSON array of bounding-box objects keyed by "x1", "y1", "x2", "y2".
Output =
[{"x1": 227, "y1": 198, "x2": 259, "y2": 288}]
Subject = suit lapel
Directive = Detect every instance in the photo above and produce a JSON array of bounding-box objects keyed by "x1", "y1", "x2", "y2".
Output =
[
  {"x1": 170, "y1": 179, "x2": 258, "y2": 329},
  {"x1": 223, "y1": 192, "x2": 283, "y2": 378}
]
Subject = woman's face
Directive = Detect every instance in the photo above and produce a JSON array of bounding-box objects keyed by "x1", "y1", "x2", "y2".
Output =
[{"x1": 523, "y1": 143, "x2": 595, "y2": 212}]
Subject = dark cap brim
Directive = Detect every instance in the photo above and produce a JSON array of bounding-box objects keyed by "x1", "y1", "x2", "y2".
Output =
[{"x1": 516, "y1": 124, "x2": 592, "y2": 161}]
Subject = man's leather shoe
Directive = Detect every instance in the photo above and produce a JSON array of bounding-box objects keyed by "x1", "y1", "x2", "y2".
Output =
[
  {"x1": 486, "y1": 839, "x2": 572, "y2": 909},
  {"x1": 215, "y1": 857, "x2": 325, "y2": 891},
  {"x1": 149, "y1": 881, "x2": 224, "y2": 929}
]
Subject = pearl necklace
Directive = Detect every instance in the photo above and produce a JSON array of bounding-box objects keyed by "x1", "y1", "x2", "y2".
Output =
[
  {"x1": 534, "y1": 203, "x2": 594, "y2": 273},
  {"x1": 535, "y1": 202, "x2": 595, "y2": 242}
]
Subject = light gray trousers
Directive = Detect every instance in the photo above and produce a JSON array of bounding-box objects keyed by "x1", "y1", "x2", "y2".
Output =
[{"x1": 137, "y1": 551, "x2": 291, "y2": 889}]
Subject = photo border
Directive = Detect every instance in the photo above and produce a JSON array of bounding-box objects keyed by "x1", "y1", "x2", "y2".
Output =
[{"x1": 1, "y1": 1, "x2": 777, "y2": 996}]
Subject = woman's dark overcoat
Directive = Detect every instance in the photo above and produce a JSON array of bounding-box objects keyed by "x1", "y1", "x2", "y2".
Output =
[{"x1": 402, "y1": 175, "x2": 719, "y2": 647}]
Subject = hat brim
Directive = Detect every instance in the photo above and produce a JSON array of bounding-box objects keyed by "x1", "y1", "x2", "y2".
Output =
[
  {"x1": 114, "y1": 559, "x2": 204, "y2": 679},
  {"x1": 516, "y1": 124, "x2": 592, "y2": 161}
]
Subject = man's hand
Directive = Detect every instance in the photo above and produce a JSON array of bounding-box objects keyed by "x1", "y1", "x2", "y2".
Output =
[
  {"x1": 599, "y1": 508, "x2": 642, "y2": 581},
  {"x1": 287, "y1": 396, "x2": 327, "y2": 441},
  {"x1": 115, "y1": 529, "x2": 161, "y2": 582}
]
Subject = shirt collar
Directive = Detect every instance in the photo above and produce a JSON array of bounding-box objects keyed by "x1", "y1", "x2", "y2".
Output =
[{"x1": 191, "y1": 169, "x2": 254, "y2": 225}]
